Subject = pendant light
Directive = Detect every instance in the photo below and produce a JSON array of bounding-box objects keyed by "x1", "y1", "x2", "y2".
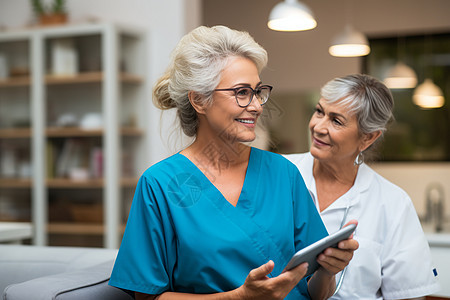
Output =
[
  {"x1": 413, "y1": 79, "x2": 445, "y2": 109},
  {"x1": 328, "y1": 0, "x2": 370, "y2": 57},
  {"x1": 384, "y1": 37, "x2": 417, "y2": 89},
  {"x1": 268, "y1": 0, "x2": 317, "y2": 32},
  {"x1": 413, "y1": 35, "x2": 445, "y2": 109},
  {"x1": 384, "y1": 61, "x2": 418, "y2": 89},
  {"x1": 329, "y1": 25, "x2": 370, "y2": 57}
]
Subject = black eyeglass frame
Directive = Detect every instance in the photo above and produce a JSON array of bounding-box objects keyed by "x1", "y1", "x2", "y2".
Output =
[{"x1": 213, "y1": 85, "x2": 273, "y2": 108}]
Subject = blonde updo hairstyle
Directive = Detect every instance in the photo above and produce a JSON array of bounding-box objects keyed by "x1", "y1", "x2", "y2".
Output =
[{"x1": 153, "y1": 25, "x2": 268, "y2": 137}]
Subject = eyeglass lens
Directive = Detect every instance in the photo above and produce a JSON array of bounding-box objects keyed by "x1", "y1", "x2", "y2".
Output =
[{"x1": 236, "y1": 86, "x2": 271, "y2": 107}]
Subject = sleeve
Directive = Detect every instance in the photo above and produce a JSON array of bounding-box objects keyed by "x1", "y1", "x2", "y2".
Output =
[
  {"x1": 289, "y1": 164, "x2": 329, "y2": 299},
  {"x1": 109, "y1": 174, "x2": 176, "y2": 295},
  {"x1": 380, "y1": 193, "x2": 440, "y2": 299},
  {"x1": 291, "y1": 165, "x2": 328, "y2": 251}
]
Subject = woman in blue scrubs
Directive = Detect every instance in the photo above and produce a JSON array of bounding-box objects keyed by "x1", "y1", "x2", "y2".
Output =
[{"x1": 109, "y1": 25, "x2": 358, "y2": 300}]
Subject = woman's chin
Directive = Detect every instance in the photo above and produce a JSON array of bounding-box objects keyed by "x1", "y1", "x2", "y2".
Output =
[
  {"x1": 234, "y1": 132, "x2": 257, "y2": 144},
  {"x1": 310, "y1": 147, "x2": 329, "y2": 160}
]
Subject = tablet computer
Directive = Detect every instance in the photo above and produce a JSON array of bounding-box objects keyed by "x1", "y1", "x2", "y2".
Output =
[{"x1": 283, "y1": 223, "x2": 357, "y2": 277}]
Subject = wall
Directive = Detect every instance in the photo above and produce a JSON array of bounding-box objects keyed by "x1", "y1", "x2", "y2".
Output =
[
  {"x1": 371, "y1": 162, "x2": 450, "y2": 221},
  {"x1": 203, "y1": 0, "x2": 450, "y2": 92},
  {"x1": 0, "y1": 0, "x2": 201, "y2": 168},
  {"x1": 1, "y1": 1, "x2": 449, "y2": 217},
  {"x1": 202, "y1": 0, "x2": 450, "y2": 217}
]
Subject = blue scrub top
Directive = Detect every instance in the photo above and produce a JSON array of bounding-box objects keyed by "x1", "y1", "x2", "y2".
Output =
[{"x1": 109, "y1": 147, "x2": 328, "y2": 299}]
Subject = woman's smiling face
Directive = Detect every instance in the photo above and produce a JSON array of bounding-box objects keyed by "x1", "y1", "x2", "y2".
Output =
[
  {"x1": 200, "y1": 56, "x2": 264, "y2": 144},
  {"x1": 309, "y1": 99, "x2": 363, "y2": 164}
]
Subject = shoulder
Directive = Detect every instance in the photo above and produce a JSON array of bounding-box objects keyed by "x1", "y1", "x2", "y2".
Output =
[
  {"x1": 282, "y1": 152, "x2": 309, "y2": 165},
  {"x1": 254, "y1": 148, "x2": 301, "y2": 174},
  {"x1": 140, "y1": 153, "x2": 184, "y2": 184},
  {"x1": 282, "y1": 152, "x2": 313, "y2": 178},
  {"x1": 362, "y1": 164, "x2": 410, "y2": 203},
  {"x1": 358, "y1": 164, "x2": 416, "y2": 232}
]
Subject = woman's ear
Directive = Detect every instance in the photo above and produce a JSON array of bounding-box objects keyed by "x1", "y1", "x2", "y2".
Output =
[
  {"x1": 188, "y1": 91, "x2": 207, "y2": 115},
  {"x1": 360, "y1": 130, "x2": 382, "y2": 152}
]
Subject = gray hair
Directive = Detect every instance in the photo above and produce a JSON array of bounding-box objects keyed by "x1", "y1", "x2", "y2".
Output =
[
  {"x1": 320, "y1": 74, "x2": 394, "y2": 135},
  {"x1": 153, "y1": 25, "x2": 268, "y2": 137}
]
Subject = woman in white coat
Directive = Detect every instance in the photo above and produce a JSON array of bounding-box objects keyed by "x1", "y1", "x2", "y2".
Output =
[{"x1": 285, "y1": 74, "x2": 440, "y2": 299}]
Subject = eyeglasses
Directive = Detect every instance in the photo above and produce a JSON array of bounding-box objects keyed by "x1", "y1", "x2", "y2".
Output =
[{"x1": 214, "y1": 85, "x2": 273, "y2": 108}]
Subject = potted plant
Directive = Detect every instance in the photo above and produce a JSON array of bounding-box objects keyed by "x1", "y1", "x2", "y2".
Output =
[{"x1": 31, "y1": 0, "x2": 68, "y2": 25}]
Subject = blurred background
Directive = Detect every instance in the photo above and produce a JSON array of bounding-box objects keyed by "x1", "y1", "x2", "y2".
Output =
[{"x1": 0, "y1": 1, "x2": 449, "y2": 294}]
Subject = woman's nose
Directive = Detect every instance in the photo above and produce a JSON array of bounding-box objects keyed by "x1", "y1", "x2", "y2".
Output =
[
  {"x1": 246, "y1": 94, "x2": 263, "y2": 112},
  {"x1": 313, "y1": 117, "x2": 328, "y2": 134}
]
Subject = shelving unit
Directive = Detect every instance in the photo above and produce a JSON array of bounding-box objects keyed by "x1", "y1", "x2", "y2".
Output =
[
  {"x1": 0, "y1": 31, "x2": 32, "y2": 230},
  {"x1": 0, "y1": 23, "x2": 148, "y2": 248}
]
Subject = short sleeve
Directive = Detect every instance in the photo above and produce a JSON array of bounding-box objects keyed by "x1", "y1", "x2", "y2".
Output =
[
  {"x1": 288, "y1": 164, "x2": 328, "y2": 299},
  {"x1": 291, "y1": 166, "x2": 328, "y2": 251},
  {"x1": 380, "y1": 193, "x2": 440, "y2": 298},
  {"x1": 109, "y1": 175, "x2": 176, "y2": 295}
]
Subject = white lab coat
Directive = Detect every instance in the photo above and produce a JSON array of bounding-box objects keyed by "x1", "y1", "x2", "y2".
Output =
[{"x1": 284, "y1": 152, "x2": 440, "y2": 299}]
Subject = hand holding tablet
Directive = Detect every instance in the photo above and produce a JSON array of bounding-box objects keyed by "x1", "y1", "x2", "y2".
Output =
[{"x1": 283, "y1": 223, "x2": 357, "y2": 277}]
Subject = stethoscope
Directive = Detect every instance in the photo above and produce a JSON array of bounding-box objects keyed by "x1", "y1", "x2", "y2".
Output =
[
  {"x1": 309, "y1": 186, "x2": 352, "y2": 296},
  {"x1": 332, "y1": 204, "x2": 351, "y2": 296}
]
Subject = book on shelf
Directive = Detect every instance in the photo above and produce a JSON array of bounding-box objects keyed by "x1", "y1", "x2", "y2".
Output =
[
  {"x1": 90, "y1": 147, "x2": 103, "y2": 178},
  {"x1": 46, "y1": 140, "x2": 56, "y2": 178},
  {"x1": 47, "y1": 138, "x2": 103, "y2": 180}
]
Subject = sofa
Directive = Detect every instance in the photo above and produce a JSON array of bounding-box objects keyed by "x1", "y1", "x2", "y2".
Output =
[{"x1": 0, "y1": 244, "x2": 133, "y2": 300}]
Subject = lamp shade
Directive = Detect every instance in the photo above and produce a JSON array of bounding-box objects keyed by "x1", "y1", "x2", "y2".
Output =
[
  {"x1": 384, "y1": 62, "x2": 418, "y2": 89},
  {"x1": 329, "y1": 25, "x2": 370, "y2": 57},
  {"x1": 268, "y1": 0, "x2": 317, "y2": 32},
  {"x1": 413, "y1": 78, "x2": 445, "y2": 109}
]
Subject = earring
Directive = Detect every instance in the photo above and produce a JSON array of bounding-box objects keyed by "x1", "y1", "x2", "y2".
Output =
[{"x1": 354, "y1": 152, "x2": 364, "y2": 166}]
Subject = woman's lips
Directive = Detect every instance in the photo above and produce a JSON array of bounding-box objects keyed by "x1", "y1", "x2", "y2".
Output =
[
  {"x1": 236, "y1": 118, "x2": 256, "y2": 127},
  {"x1": 313, "y1": 137, "x2": 330, "y2": 146}
]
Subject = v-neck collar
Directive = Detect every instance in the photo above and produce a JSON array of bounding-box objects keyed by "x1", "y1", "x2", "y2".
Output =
[{"x1": 176, "y1": 147, "x2": 257, "y2": 210}]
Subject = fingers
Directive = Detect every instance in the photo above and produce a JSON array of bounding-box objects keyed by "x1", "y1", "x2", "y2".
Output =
[
  {"x1": 242, "y1": 260, "x2": 305, "y2": 299},
  {"x1": 317, "y1": 228, "x2": 359, "y2": 276},
  {"x1": 286, "y1": 262, "x2": 309, "y2": 280},
  {"x1": 344, "y1": 219, "x2": 358, "y2": 227},
  {"x1": 338, "y1": 238, "x2": 359, "y2": 251},
  {"x1": 271, "y1": 262, "x2": 308, "y2": 294},
  {"x1": 317, "y1": 250, "x2": 351, "y2": 275},
  {"x1": 343, "y1": 219, "x2": 358, "y2": 238},
  {"x1": 248, "y1": 260, "x2": 275, "y2": 281}
]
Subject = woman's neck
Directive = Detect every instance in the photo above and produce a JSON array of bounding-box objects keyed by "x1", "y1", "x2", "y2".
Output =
[
  {"x1": 312, "y1": 158, "x2": 359, "y2": 211},
  {"x1": 313, "y1": 158, "x2": 358, "y2": 186},
  {"x1": 181, "y1": 132, "x2": 251, "y2": 174}
]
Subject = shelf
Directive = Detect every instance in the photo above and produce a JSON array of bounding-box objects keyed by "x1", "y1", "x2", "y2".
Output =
[
  {"x1": 47, "y1": 178, "x2": 104, "y2": 188},
  {"x1": 0, "y1": 222, "x2": 33, "y2": 243},
  {"x1": 0, "y1": 178, "x2": 32, "y2": 188},
  {"x1": 47, "y1": 222, "x2": 126, "y2": 235},
  {"x1": 0, "y1": 72, "x2": 143, "y2": 87},
  {"x1": 46, "y1": 177, "x2": 138, "y2": 188},
  {"x1": 46, "y1": 127, "x2": 102, "y2": 137},
  {"x1": 48, "y1": 223, "x2": 104, "y2": 235},
  {"x1": 46, "y1": 127, "x2": 144, "y2": 137},
  {"x1": 121, "y1": 177, "x2": 139, "y2": 188},
  {"x1": 0, "y1": 23, "x2": 147, "y2": 248},
  {"x1": 0, "y1": 76, "x2": 31, "y2": 88},
  {"x1": 0, "y1": 128, "x2": 32, "y2": 138},
  {"x1": 45, "y1": 71, "x2": 143, "y2": 85}
]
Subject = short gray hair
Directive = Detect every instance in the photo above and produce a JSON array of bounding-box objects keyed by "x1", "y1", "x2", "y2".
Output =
[
  {"x1": 153, "y1": 25, "x2": 268, "y2": 137},
  {"x1": 320, "y1": 74, "x2": 394, "y2": 135}
]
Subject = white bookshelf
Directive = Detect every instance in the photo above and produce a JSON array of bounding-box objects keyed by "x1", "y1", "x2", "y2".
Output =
[{"x1": 0, "y1": 22, "x2": 148, "y2": 248}]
